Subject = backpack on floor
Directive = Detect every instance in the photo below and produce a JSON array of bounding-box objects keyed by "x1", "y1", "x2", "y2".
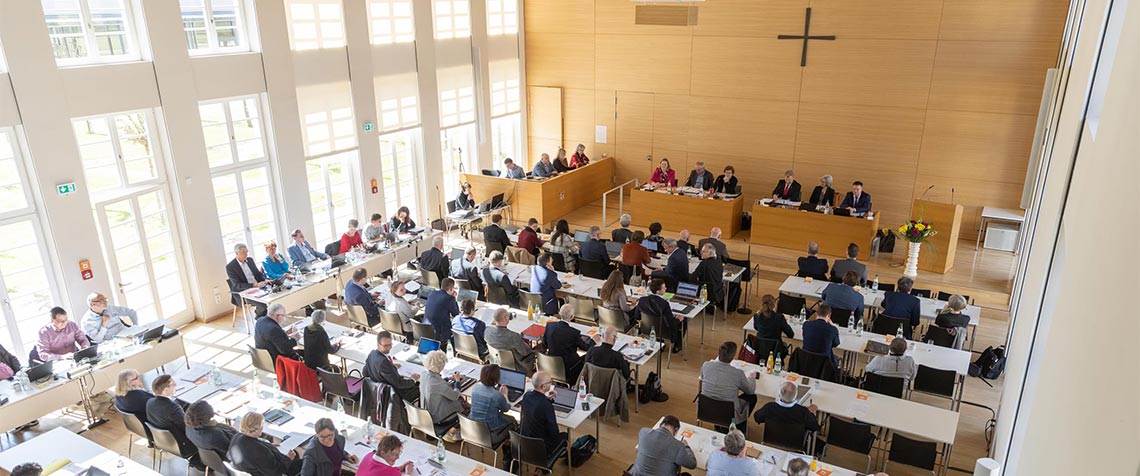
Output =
[
  {"x1": 639, "y1": 371, "x2": 669, "y2": 404},
  {"x1": 970, "y1": 346, "x2": 1007, "y2": 380},
  {"x1": 570, "y1": 435, "x2": 597, "y2": 467}
]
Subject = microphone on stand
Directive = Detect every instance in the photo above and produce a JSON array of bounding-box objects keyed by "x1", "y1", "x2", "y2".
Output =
[{"x1": 919, "y1": 184, "x2": 935, "y2": 200}]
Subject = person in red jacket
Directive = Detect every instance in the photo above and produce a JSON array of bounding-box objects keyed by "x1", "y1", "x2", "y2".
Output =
[
  {"x1": 569, "y1": 143, "x2": 590, "y2": 168},
  {"x1": 339, "y1": 219, "x2": 364, "y2": 254},
  {"x1": 517, "y1": 218, "x2": 545, "y2": 256}
]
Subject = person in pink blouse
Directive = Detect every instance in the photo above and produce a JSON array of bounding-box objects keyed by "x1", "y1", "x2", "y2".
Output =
[
  {"x1": 649, "y1": 157, "x2": 677, "y2": 187},
  {"x1": 355, "y1": 435, "x2": 415, "y2": 476},
  {"x1": 34, "y1": 306, "x2": 90, "y2": 363}
]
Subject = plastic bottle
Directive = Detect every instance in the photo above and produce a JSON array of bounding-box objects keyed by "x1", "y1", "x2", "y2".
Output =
[
  {"x1": 211, "y1": 361, "x2": 222, "y2": 386},
  {"x1": 577, "y1": 379, "x2": 587, "y2": 403},
  {"x1": 799, "y1": 305, "x2": 807, "y2": 324},
  {"x1": 729, "y1": 417, "x2": 737, "y2": 432},
  {"x1": 847, "y1": 316, "x2": 855, "y2": 334},
  {"x1": 872, "y1": 274, "x2": 880, "y2": 291},
  {"x1": 766, "y1": 351, "x2": 775, "y2": 374},
  {"x1": 699, "y1": 285, "x2": 708, "y2": 304},
  {"x1": 527, "y1": 303, "x2": 534, "y2": 321},
  {"x1": 251, "y1": 369, "x2": 260, "y2": 397},
  {"x1": 856, "y1": 320, "x2": 864, "y2": 337},
  {"x1": 773, "y1": 353, "x2": 783, "y2": 374},
  {"x1": 897, "y1": 324, "x2": 905, "y2": 340},
  {"x1": 649, "y1": 328, "x2": 657, "y2": 345},
  {"x1": 15, "y1": 368, "x2": 28, "y2": 391},
  {"x1": 273, "y1": 379, "x2": 281, "y2": 401},
  {"x1": 436, "y1": 439, "x2": 447, "y2": 462}
]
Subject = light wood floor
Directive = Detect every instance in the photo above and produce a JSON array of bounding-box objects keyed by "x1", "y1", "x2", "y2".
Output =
[{"x1": 2, "y1": 198, "x2": 1017, "y2": 476}]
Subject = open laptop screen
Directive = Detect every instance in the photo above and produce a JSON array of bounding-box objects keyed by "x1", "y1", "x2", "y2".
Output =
[
  {"x1": 417, "y1": 338, "x2": 441, "y2": 354},
  {"x1": 675, "y1": 282, "x2": 700, "y2": 298},
  {"x1": 500, "y1": 368, "x2": 526, "y2": 391}
]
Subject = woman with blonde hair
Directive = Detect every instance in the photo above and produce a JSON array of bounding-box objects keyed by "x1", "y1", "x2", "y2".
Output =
[
  {"x1": 599, "y1": 269, "x2": 635, "y2": 330},
  {"x1": 262, "y1": 241, "x2": 293, "y2": 280},
  {"x1": 418, "y1": 350, "x2": 468, "y2": 441},
  {"x1": 552, "y1": 147, "x2": 572, "y2": 172},
  {"x1": 228, "y1": 411, "x2": 302, "y2": 475},
  {"x1": 112, "y1": 368, "x2": 153, "y2": 421}
]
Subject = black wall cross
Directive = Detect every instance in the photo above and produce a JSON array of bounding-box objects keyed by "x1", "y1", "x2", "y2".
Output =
[{"x1": 778, "y1": 8, "x2": 836, "y2": 67}]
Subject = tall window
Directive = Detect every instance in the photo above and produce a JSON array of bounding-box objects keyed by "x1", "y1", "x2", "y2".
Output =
[
  {"x1": 286, "y1": 0, "x2": 346, "y2": 51},
  {"x1": 485, "y1": 0, "x2": 517, "y2": 36},
  {"x1": 433, "y1": 0, "x2": 470, "y2": 40},
  {"x1": 306, "y1": 151, "x2": 358, "y2": 244},
  {"x1": 42, "y1": 0, "x2": 138, "y2": 64},
  {"x1": 180, "y1": 0, "x2": 247, "y2": 54},
  {"x1": 375, "y1": 73, "x2": 421, "y2": 132},
  {"x1": 439, "y1": 85, "x2": 475, "y2": 128},
  {"x1": 440, "y1": 124, "x2": 476, "y2": 200},
  {"x1": 490, "y1": 59, "x2": 521, "y2": 165},
  {"x1": 491, "y1": 114, "x2": 520, "y2": 164},
  {"x1": 368, "y1": 0, "x2": 414, "y2": 45},
  {"x1": 74, "y1": 111, "x2": 191, "y2": 323},
  {"x1": 0, "y1": 129, "x2": 63, "y2": 356},
  {"x1": 380, "y1": 131, "x2": 420, "y2": 220},
  {"x1": 200, "y1": 97, "x2": 279, "y2": 262},
  {"x1": 297, "y1": 82, "x2": 357, "y2": 156}
]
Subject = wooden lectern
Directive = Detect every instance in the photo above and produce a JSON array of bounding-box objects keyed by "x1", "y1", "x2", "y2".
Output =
[{"x1": 912, "y1": 199, "x2": 963, "y2": 274}]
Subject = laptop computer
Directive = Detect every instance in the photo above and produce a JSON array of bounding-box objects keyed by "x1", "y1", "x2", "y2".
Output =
[
  {"x1": 406, "y1": 338, "x2": 440, "y2": 365},
  {"x1": 456, "y1": 288, "x2": 478, "y2": 303},
  {"x1": 551, "y1": 386, "x2": 577, "y2": 415},
  {"x1": 642, "y1": 240, "x2": 659, "y2": 253},
  {"x1": 74, "y1": 344, "x2": 98, "y2": 363},
  {"x1": 415, "y1": 285, "x2": 436, "y2": 304},
  {"x1": 573, "y1": 230, "x2": 590, "y2": 244},
  {"x1": 451, "y1": 248, "x2": 466, "y2": 260},
  {"x1": 138, "y1": 324, "x2": 165, "y2": 343},
  {"x1": 671, "y1": 282, "x2": 700, "y2": 304},
  {"x1": 799, "y1": 202, "x2": 820, "y2": 212},
  {"x1": 490, "y1": 193, "x2": 505, "y2": 209},
  {"x1": 832, "y1": 207, "x2": 853, "y2": 217},
  {"x1": 482, "y1": 169, "x2": 501, "y2": 177},
  {"x1": 605, "y1": 240, "x2": 624, "y2": 258},
  {"x1": 27, "y1": 360, "x2": 53, "y2": 383},
  {"x1": 500, "y1": 368, "x2": 527, "y2": 404}
]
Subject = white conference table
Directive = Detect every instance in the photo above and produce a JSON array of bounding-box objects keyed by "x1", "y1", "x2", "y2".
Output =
[
  {"x1": 0, "y1": 427, "x2": 161, "y2": 475},
  {"x1": 777, "y1": 276, "x2": 981, "y2": 325}
]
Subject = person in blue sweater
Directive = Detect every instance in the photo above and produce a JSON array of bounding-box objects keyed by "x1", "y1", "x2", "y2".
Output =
[
  {"x1": 451, "y1": 298, "x2": 487, "y2": 356},
  {"x1": 424, "y1": 278, "x2": 460, "y2": 351},
  {"x1": 530, "y1": 253, "x2": 563, "y2": 315},
  {"x1": 261, "y1": 241, "x2": 294, "y2": 280}
]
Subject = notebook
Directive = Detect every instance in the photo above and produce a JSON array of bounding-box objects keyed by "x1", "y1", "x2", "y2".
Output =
[{"x1": 521, "y1": 324, "x2": 546, "y2": 342}]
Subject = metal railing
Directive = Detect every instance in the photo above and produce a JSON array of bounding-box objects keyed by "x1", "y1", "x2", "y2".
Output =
[{"x1": 601, "y1": 178, "x2": 640, "y2": 227}]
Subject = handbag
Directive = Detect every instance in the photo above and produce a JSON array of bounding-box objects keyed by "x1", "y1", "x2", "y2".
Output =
[{"x1": 569, "y1": 435, "x2": 597, "y2": 467}]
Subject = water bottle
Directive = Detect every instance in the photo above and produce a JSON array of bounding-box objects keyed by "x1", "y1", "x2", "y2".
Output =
[
  {"x1": 847, "y1": 317, "x2": 855, "y2": 334},
  {"x1": 16, "y1": 368, "x2": 28, "y2": 391},
  {"x1": 211, "y1": 361, "x2": 222, "y2": 386},
  {"x1": 273, "y1": 379, "x2": 282, "y2": 401},
  {"x1": 872, "y1": 274, "x2": 880, "y2": 291},
  {"x1": 436, "y1": 439, "x2": 447, "y2": 462},
  {"x1": 577, "y1": 379, "x2": 587, "y2": 403},
  {"x1": 649, "y1": 328, "x2": 657, "y2": 348},
  {"x1": 856, "y1": 320, "x2": 864, "y2": 337},
  {"x1": 251, "y1": 369, "x2": 260, "y2": 397},
  {"x1": 729, "y1": 417, "x2": 737, "y2": 432},
  {"x1": 773, "y1": 353, "x2": 783, "y2": 374},
  {"x1": 897, "y1": 324, "x2": 905, "y2": 340},
  {"x1": 799, "y1": 305, "x2": 807, "y2": 324},
  {"x1": 366, "y1": 421, "x2": 375, "y2": 446},
  {"x1": 699, "y1": 285, "x2": 708, "y2": 304}
]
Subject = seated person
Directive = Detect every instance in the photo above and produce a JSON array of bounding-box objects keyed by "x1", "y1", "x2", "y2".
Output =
[
  {"x1": 530, "y1": 253, "x2": 563, "y2": 315},
  {"x1": 707, "y1": 430, "x2": 759, "y2": 476},
  {"x1": 685, "y1": 161, "x2": 716, "y2": 191},
  {"x1": 147, "y1": 375, "x2": 204, "y2": 469},
  {"x1": 185, "y1": 401, "x2": 239, "y2": 462},
  {"x1": 502, "y1": 158, "x2": 526, "y2": 179},
  {"x1": 81, "y1": 292, "x2": 137, "y2": 344},
  {"x1": 796, "y1": 241, "x2": 829, "y2": 280},
  {"x1": 287, "y1": 229, "x2": 328, "y2": 267},
  {"x1": 299, "y1": 418, "x2": 358, "y2": 475},
  {"x1": 676, "y1": 229, "x2": 697, "y2": 258},
  {"x1": 880, "y1": 276, "x2": 921, "y2": 338},
  {"x1": 228, "y1": 412, "x2": 302, "y2": 476},
  {"x1": 363, "y1": 213, "x2": 387, "y2": 244},
  {"x1": 752, "y1": 295, "x2": 794, "y2": 344},
  {"x1": 302, "y1": 310, "x2": 340, "y2": 372},
  {"x1": 364, "y1": 331, "x2": 420, "y2": 403},
  {"x1": 419, "y1": 350, "x2": 469, "y2": 438},
  {"x1": 451, "y1": 298, "x2": 488, "y2": 356},
  {"x1": 611, "y1": 214, "x2": 633, "y2": 244},
  {"x1": 520, "y1": 372, "x2": 568, "y2": 457},
  {"x1": 113, "y1": 369, "x2": 153, "y2": 422},
  {"x1": 253, "y1": 303, "x2": 301, "y2": 364},
  {"x1": 808, "y1": 175, "x2": 837, "y2": 206},
  {"x1": 630, "y1": 415, "x2": 697, "y2": 476},
  {"x1": 450, "y1": 246, "x2": 485, "y2": 300},
  {"x1": 698, "y1": 227, "x2": 730, "y2": 261},
  {"x1": 649, "y1": 157, "x2": 677, "y2": 188},
  {"x1": 569, "y1": 144, "x2": 590, "y2": 168},
  {"x1": 864, "y1": 337, "x2": 918, "y2": 386},
  {"x1": 482, "y1": 214, "x2": 512, "y2": 255},
  {"x1": 485, "y1": 308, "x2": 537, "y2": 373},
  {"x1": 693, "y1": 243, "x2": 726, "y2": 307},
  {"x1": 0, "y1": 343, "x2": 19, "y2": 381},
  {"x1": 713, "y1": 165, "x2": 739, "y2": 194},
  {"x1": 532, "y1": 153, "x2": 559, "y2": 178},
  {"x1": 344, "y1": 267, "x2": 382, "y2": 327},
  {"x1": 548, "y1": 219, "x2": 578, "y2": 273},
  {"x1": 543, "y1": 304, "x2": 594, "y2": 382},
  {"x1": 468, "y1": 364, "x2": 519, "y2": 447},
  {"x1": 753, "y1": 381, "x2": 822, "y2": 453},
  {"x1": 650, "y1": 238, "x2": 690, "y2": 288},
  {"x1": 10, "y1": 464, "x2": 44, "y2": 476},
  {"x1": 802, "y1": 304, "x2": 840, "y2": 363},
  {"x1": 830, "y1": 243, "x2": 867, "y2": 284},
  {"x1": 517, "y1": 218, "x2": 545, "y2": 256},
  {"x1": 933, "y1": 294, "x2": 971, "y2": 349},
  {"x1": 600, "y1": 270, "x2": 637, "y2": 331},
  {"x1": 552, "y1": 147, "x2": 572, "y2": 172},
  {"x1": 33, "y1": 307, "x2": 90, "y2": 363},
  {"x1": 700, "y1": 342, "x2": 759, "y2": 427},
  {"x1": 261, "y1": 241, "x2": 293, "y2": 281},
  {"x1": 389, "y1": 206, "x2": 417, "y2": 233},
  {"x1": 338, "y1": 219, "x2": 365, "y2": 254},
  {"x1": 355, "y1": 435, "x2": 416, "y2": 476},
  {"x1": 771, "y1": 169, "x2": 802, "y2": 201},
  {"x1": 584, "y1": 325, "x2": 631, "y2": 382},
  {"x1": 645, "y1": 222, "x2": 665, "y2": 248},
  {"x1": 425, "y1": 278, "x2": 460, "y2": 351},
  {"x1": 482, "y1": 251, "x2": 521, "y2": 308},
  {"x1": 621, "y1": 231, "x2": 652, "y2": 268},
  {"x1": 419, "y1": 235, "x2": 449, "y2": 285},
  {"x1": 455, "y1": 181, "x2": 475, "y2": 209},
  {"x1": 839, "y1": 181, "x2": 872, "y2": 215},
  {"x1": 637, "y1": 279, "x2": 686, "y2": 353},
  {"x1": 226, "y1": 243, "x2": 269, "y2": 317},
  {"x1": 821, "y1": 270, "x2": 865, "y2": 325},
  {"x1": 384, "y1": 280, "x2": 420, "y2": 338}
]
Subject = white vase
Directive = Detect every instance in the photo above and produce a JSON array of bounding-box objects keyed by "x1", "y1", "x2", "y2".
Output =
[{"x1": 904, "y1": 241, "x2": 921, "y2": 277}]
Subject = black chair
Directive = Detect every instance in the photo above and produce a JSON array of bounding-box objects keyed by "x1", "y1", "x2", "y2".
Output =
[
  {"x1": 551, "y1": 253, "x2": 568, "y2": 272},
  {"x1": 509, "y1": 430, "x2": 566, "y2": 476},
  {"x1": 317, "y1": 367, "x2": 361, "y2": 413},
  {"x1": 639, "y1": 311, "x2": 682, "y2": 366},
  {"x1": 829, "y1": 273, "x2": 843, "y2": 283},
  {"x1": 577, "y1": 259, "x2": 610, "y2": 280},
  {"x1": 787, "y1": 347, "x2": 840, "y2": 382},
  {"x1": 695, "y1": 394, "x2": 737, "y2": 431},
  {"x1": 912, "y1": 288, "x2": 932, "y2": 298},
  {"x1": 776, "y1": 293, "x2": 808, "y2": 317},
  {"x1": 936, "y1": 291, "x2": 971, "y2": 303},
  {"x1": 762, "y1": 420, "x2": 811, "y2": 454},
  {"x1": 481, "y1": 168, "x2": 501, "y2": 177},
  {"x1": 912, "y1": 365, "x2": 958, "y2": 409},
  {"x1": 830, "y1": 308, "x2": 855, "y2": 328},
  {"x1": 446, "y1": 200, "x2": 457, "y2": 213},
  {"x1": 199, "y1": 448, "x2": 232, "y2": 476},
  {"x1": 822, "y1": 417, "x2": 876, "y2": 473},
  {"x1": 876, "y1": 282, "x2": 896, "y2": 293},
  {"x1": 872, "y1": 314, "x2": 914, "y2": 340},
  {"x1": 484, "y1": 240, "x2": 505, "y2": 256},
  {"x1": 862, "y1": 372, "x2": 907, "y2": 399},
  {"x1": 883, "y1": 433, "x2": 940, "y2": 475},
  {"x1": 751, "y1": 335, "x2": 787, "y2": 362},
  {"x1": 922, "y1": 326, "x2": 956, "y2": 348},
  {"x1": 324, "y1": 241, "x2": 341, "y2": 257},
  {"x1": 617, "y1": 264, "x2": 641, "y2": 285}
]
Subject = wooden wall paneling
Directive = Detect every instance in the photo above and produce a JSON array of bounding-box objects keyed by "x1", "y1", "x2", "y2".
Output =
[
  {"x1": 694, "y1": 0, "x2": 809, "y2": 38},
  {"x1": 689, "y1": 151, "x2": 791, "y2": 207},
  {"x1": 688, "y1": 96, "x2": 799, "y2": 159},
  {"x1": 939, "y1": 0, "x2": 1070, "y2": 42},
  {"x1": 615, "y1": 142, "x2": 653, "y2": 183},
  {"x1": 791, "y1": 162, "x2": 918, "y2": 230},
  {"x1": 799, "y1": 39, "x2": 938, "y2": 108},
  {"x1": 590, "y1": 89, "x2": 617, "y2": 158},
  {"x1": 794, "y1": 103, "x2": 926, "y2": 174},
  {"x1": 595, "y1": 0, "x2": 694, "y2": 35},
  {"x1": 614, "y1": 91, "x2": 655, "y2": 183},
  {"x1": 528, "y1": 137, "x2": 562, "y2": 164},
  {"x1": 929, "y1": 40, "x2": 1059, "y2": 115},
  {"x1": 810, "y1": 0, "x2": 945, "y2": 40},
  {"x1": 562, "y1": 88, "x2": 597, "y2": 143},
  {"x1": 918, "y1": 109, "x2": 1036, "y2": 184},
  {"x1": 652, "y1": 94, "x2": 689, "y2": 151},
  {"x1": 913, "y1": 174, "x2": 1026, "y2": 241},
  {"x1": 690, "y1": 37, "x2": 804, "y2": 101},
  {"x1": 527, "y1": 86, "x2": 563, "y2": 163},
  {"x1": 595, "y1": 35, "x2": 693, "y2": 94},
  {"x1": 523, "y1": 0, "x2": 594, "y2": 34},
  {"x1": 525, "y1": 33, "x2": 594, "y2": 89}
]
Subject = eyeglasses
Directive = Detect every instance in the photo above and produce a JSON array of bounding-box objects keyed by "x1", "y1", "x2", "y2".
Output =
[{"x1": 317, "y1": 431, "x2": 336, "y2": 441}]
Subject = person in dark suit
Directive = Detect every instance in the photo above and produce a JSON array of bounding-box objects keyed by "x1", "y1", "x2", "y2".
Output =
[
  {"x1": 650, "y1": 239, "x2": 690, "y2": 289},
  {"x1": 482, "y1": 251, "x2": 521, "y2": 307},
  {"x1": 830, "y1": 243, "x2": 867, "y2": 284},
  {"x1": 771, "y1": 169, "x2": 802, "y2": 202},
  {"x1": 424, "y1": 278, "x2": 459, "y2": 350},
  {"x1": 753, "y1": 381, "x2": 822, "y2": 452},
  {"x1": 692, "y1": 243, "x2": 726, "y2": 307},
  {"x1": 344, "y1": 267, "x2": 381, "y2": 327},
  {"x1": 543, "y1": 304, "x2": 594, "y2": 382},
  {"x1": 752, "y1": 295, "x2": 794, "y2": 344},
  {"x1": 612, "y1": 215, "x2": 633, "y2": 244},
  {"x1": 684, "y1": 161, "x2": 716, "y2": 191},
  {"x1": 113, "y1": 369, "x2": 153, "y2": 422},
  {"x1": 802, "y1": 304, "x2": 840, "y2": 363},
  {"x1": 482, "y1": 214, "x2": 512, "y2": 256},
  {"x1": 519, "y1": 372, "x2": 568, "y2": 457},
  {"x1": 638, "y1": 279, "x2": 686, "y2": 353},
  {"x1": 584, "y1": 326, "x2": 630, "y2": 382},
  {"x1": 822, "y1": 271, "x2": 866, "y2": 325},
  {"x1": 146, "y1": 375, "x2": 204, "y2": 469},
  {"x1": 880, "y1": 276, "x2": 921, "y2": 339},
  {"x1": 253, "y1": 304, "x2": 301, "y2": 364},
  {"x1": 389, "y1": 206, "x2": 417, "y2": 233},
  {"x1": 185, "y1": 401, "x2": 239, "y2": 462},
  {"x1": 698, "y1": 227, "x2": 730, "y2": 261},
  {"x1": 226, "y1": 243, "x2": 268, "y2": 317},
  {"x1": 578, "y1": 226, "x2": 609, "y2": 263},
  {"x1": 419, "y1": 235, "x2": 449, "y2": 285},
  {"x1": 287, "y1": 229, "x2": 329, "y2": 267},
  {"x1": 676, "y1": 230, "x2": 698, "y2": 258},
  {"x1": 839, "y1": 181, "x2": 872, "y2": 214},
  {"x1": 302, "y1": 310, "x2": 340, "y2": 372},
  {"x1": 796, "y1": 242, "x2": 829, "y2": 280},
  {"x1": 530, "y1": 253, "x2": 563, "y2": 315},
  {"x1": 364, "y1": 331, "x2": 420, "y2": 403},
  {"x1": 229, "y1": 412, "x2": 302, "y2": 476},
  {"x1": 808, "y1": 175, "x2": 837, "y2": 207},
  {"x1": 450, "y1": 246, "x2": 485, "y2": 300},
  {"x1": 711, "y1": 165, "x2": 739, "y2": 195}
]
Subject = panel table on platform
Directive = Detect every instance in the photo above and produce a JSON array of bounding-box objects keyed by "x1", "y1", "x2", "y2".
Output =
[
  {"x1": 460, "y1": 157, "x2": 615, "y2": 224},
  {"x1": 750, "y1": 201, "x2": 880, "y2": 257},
  {"x1": 628, "y1": 188, "x2": 746, "y2": 237}
]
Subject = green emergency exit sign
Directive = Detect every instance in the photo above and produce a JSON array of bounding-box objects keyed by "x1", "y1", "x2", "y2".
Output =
[{"x1": 57, "y1": 182, "x2": 76, "y2": 196}]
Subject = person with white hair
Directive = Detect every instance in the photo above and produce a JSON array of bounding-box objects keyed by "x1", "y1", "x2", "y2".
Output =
[
  {"x1": 419, "y1": 234, "x2": 449, "y2": 284},
  {"x1": 706, "y1": 429, "x2": 758, "y2": 476},
  {"x1": 934, "y1": 294, "x2": 971, "y2": 349},
  {"x1": 808, "y1": 175, "x2": 836, "y2": 207},
  {"x1": 302, "y1": 310, "x2": 340, "y2": 372},
  {"x1": 786, "y1": 457, "x2": 811, "y2": 476},
  {"x1": 753, "y1": 381, "x2": 822, "y2": 453},
  {"x1": 797, "y1": 241, "x2": 829, "y2": 281},
  {"x1": 692, "y1": 243, "x2": 725, "y2": 310},
  {"x1": 419, "y1": 350, "x2": 467, "y2": 441},
  {"x1": 225, "y1": 242, "x2": 269, "y2": 316},
  {"x1": 685, "y1": 160, "x2": 715, "y2": 191},
  {"x1": 542, "y1": 303, "x2": 594, "y2": 382},
  {"x1": 81, "y1": 292, "x2": 137, "y2": 343},
  {"x1": 485, "y1": 308, "x2": 536, "y2": 373},
  {"x1": 253, "y1": 303, "x2": 301, "y2": 364},
  {"x1": 698, "y1": 227, "x2": 730, "y2": 261},
  {"x1": 450, "y1": 245, "x2": 485, "y2": 300},
  {"x1": 676, "y1": 229, "x2": 697, "y2": 257},
  {"x1": 612, "y1": 214, "x2": 633, "y2": 243},
  {"x1": 585, "y1": 325, "x2": 631, "y2": 381},
  {"x1": 578, "y1": 225, "x2": 609, "y2": 263}
]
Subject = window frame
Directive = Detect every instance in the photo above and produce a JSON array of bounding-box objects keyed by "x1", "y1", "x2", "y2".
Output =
[
  {"x1": 44, "y1": 0, "x2": 141, "y2": 66},
  {"x1": 181, "y1": 0, "x2": 250, "y2": 55},
  {"x1": 286, "y1": 0, "x2": 347, "y2": 51},
  {"x1": 199, "y1": 96, "x2": 270, "y2": 170},
  {"x1": 306, "y1": 151, "x2": 360, "y2": 244},
  {"x1": 432, "y1": 0, "x2": 471, "y2": 40},
  {"x1": 368, "y1": 0, "x2": 415, "y2": 45},
  {"x1": 485, "y1": 0, "x2": 518, "y2": 36},
  {"x1": 72, "y1": 109, "x2": 165, "y2": 200},
  {"x1": 379, "y1": 129, "x2": 422, "y2": 220}
]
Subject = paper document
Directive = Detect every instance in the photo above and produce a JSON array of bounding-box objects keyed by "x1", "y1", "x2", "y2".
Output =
[{"x1": 276, "y1": 432, "x2": 310, "y2": 455}]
